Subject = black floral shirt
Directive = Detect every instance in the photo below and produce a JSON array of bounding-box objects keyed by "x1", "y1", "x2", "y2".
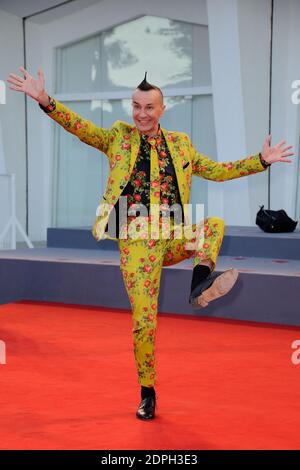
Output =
[{"x1": 122, "y1": 124, "x2": 182, "y2": 214}]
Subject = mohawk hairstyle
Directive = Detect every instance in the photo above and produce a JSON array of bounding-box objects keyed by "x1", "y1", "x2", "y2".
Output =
[{"x1": 136, "y1": 71, "x2": 163, "y2": 101}]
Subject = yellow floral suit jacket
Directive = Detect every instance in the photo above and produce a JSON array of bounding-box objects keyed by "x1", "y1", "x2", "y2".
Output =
[{"x1": 42, "y1": 98, "x2": 267, "y2": 241}]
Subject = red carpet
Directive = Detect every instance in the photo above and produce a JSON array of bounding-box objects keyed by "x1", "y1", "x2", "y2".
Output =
[{"x1": 0, "y1": 301, "x2": 300, "y2": 450}]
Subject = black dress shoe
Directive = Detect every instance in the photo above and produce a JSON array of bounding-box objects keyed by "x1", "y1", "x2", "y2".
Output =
[
  {"x1": 136, "y1": 395, "x2": 156, "y2": 420},
  {"x1": 189, "y1": 268, "x2": 239, "y2": 309}
]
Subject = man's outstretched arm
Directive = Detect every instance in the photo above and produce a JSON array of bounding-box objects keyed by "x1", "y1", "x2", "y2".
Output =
[
  {"x1": 7, "y1": 66, "x2": 113, "y2": 155},
  {"x1": 189, "y1": 135, "x2": 295, "y2": 181}
]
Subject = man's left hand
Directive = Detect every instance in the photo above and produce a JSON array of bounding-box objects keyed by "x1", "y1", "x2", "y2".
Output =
[{"x1": 261, "y1": 134, "x2": 295, "y2": 165}]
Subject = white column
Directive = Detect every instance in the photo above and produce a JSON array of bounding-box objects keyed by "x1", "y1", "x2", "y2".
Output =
[
  {"x1": 207, "y1": 0, "x2": 270, "y2": 225},
  {"x1": 271, "y1": 0, "x2": 300, "y2": 218}
]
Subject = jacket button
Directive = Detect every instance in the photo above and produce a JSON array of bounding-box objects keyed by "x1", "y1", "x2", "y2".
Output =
[{"x1": 120, "y1": 185, "x2": 124, "y2": 189}]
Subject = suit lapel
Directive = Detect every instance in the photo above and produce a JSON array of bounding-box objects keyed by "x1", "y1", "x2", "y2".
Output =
[
  {"x1": 129, "y1": 127, "x2": 141, "y2": 174},
  {"x1": 161, "y1": 127, "x2": 185, "y2": 203}
]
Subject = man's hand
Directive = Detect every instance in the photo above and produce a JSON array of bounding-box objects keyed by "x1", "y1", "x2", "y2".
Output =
[
  {"x1": 6, "y1": 66, "x2": 49, "y2": 106},
  {"x1": 261, "y1": 135, "x2": 295, "y2": 165}
]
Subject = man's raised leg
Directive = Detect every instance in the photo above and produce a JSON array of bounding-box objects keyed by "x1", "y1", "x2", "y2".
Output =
[{"x1": 163, "y1": 216, "x2": 239, "y2": 308}]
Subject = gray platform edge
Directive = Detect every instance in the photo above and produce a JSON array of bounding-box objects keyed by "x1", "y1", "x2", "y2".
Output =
[
  {"x1": 1, "y1": 258, "x2": 300, "y2": 326},
  {"x1": 47, "y1": 226, "x2": 300, "y2": 260}
]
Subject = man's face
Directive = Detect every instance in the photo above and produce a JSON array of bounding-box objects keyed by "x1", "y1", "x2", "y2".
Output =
[{"x1": 132, "y1": 88, "x2": 166, "y2": 135}]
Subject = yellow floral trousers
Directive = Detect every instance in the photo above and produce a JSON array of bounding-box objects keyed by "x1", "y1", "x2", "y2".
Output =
[{"x1": 118, "y1": 216, "x2": 225, "y2": 387}]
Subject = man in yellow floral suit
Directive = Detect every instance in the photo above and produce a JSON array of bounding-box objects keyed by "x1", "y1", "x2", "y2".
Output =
[{"x1": 7, "y1": 67, "x2": 295, "y2": 421}]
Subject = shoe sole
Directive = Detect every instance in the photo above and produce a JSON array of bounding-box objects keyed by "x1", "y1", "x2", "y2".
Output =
[
  {"x1": 192, "y1": 268, "x2": 239, "y2": 309},
  {"x1": 136, "y1": 412, "x2": 155, "y2": 420}
]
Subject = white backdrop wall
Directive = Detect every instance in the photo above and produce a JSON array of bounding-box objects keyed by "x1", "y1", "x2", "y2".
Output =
[
  {"x1": 206, "y1": 0, "x2": 270, "y2": 225},
  {"x1": 271, "y1": 0, "x2": 300, "y2": 218},
  {"x1": 0, "y1": 8, "x2": 26, "y2": 241},
  {"x1": 19, "y1": 0, "x2": 299, "y2": 241}
]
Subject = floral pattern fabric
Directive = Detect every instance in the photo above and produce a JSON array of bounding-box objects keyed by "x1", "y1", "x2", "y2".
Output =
[{"x1": 118, "y1": 216, "x2": 225, "y2": 387}]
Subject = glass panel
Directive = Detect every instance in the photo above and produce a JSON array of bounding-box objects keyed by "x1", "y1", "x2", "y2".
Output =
[
  {"x1": 191, "y1": 95, "x2": 217, "y2": 220},
  {"x1": 102, "y1": 15, "x2": 210, "y2": 90},
  {"x1": 56, "y1": 16, "x2": 210, "y2": 92},
  {"x1": 192, "y1": 24, "x2": 211, "y2": 87},
  {"x1": 55, "y1": 36, "x2": 101, "y2": 94},
  {"x1": 53, "y1": 15, "x2": 212, "y2": 227},
  {"x1": 53, "y1": 101, "x2": 105, "y2": 228},
  {"x1": 160, "y1": 96, "x2": 192, "y2": 133}
]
